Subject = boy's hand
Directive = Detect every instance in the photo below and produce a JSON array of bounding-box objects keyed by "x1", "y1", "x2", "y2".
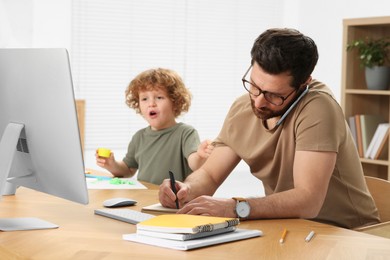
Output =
[
  {"x1": 95, "y1": 149, "x2": 115, "y2": 169},
  {"x1": 197, "y1": 140, "x2": 215, "y2": 159}
]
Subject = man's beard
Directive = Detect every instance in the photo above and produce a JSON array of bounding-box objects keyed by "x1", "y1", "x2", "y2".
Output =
[{"x1": 250, "y1": 96, "x2": 290, "y2": 120}]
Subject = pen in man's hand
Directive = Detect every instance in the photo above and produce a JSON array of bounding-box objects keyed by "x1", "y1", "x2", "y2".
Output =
[{"x1": 169, "y1": 171, "x2": 179, "y2": 209}]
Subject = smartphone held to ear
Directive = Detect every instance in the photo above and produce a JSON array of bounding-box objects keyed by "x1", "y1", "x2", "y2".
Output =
[{"x1": 276, "y1": 85, "x2": 309, "y2": 126}]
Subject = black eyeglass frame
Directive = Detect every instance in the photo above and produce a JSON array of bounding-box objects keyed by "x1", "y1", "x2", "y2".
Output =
[{"x1": 241, "y1": 65, "x2": 296, "y2": 106}]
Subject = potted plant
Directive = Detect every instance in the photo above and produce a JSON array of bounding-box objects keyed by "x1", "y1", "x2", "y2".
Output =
[{"x1": 347, "y1": 37, "x2": 390, "y2": 90}]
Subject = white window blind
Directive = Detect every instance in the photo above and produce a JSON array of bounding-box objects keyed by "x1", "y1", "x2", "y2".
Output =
[{"x1": 71, "y1": 0, "x2": 282, "y2": 151}]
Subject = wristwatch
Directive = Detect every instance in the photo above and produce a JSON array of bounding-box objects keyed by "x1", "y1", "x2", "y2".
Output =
[{"x1": 232, "y1": 197, "x2": 250, "y2": 220}]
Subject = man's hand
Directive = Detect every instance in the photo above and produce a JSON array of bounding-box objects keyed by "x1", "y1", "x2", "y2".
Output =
[
  {"x1": 177, "y1": 195, "x2": 237, "y2": 218},
  {"x1": 159, "y1": 178, "x2": 190, "y2": 209}
]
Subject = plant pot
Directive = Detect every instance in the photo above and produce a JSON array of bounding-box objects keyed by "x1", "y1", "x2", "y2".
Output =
[{"x1": 365, "y1": 66, "x2": 390, "y2": 90}]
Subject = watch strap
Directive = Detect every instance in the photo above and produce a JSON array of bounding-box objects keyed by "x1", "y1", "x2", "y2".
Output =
[{"x1": 232, "y1": 197, "x2": 246, "y2": 203}]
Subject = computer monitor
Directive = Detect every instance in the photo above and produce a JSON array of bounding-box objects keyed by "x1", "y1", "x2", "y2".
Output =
[{"x1": 0, "y1": 48, "x2": 89, "y2": 231}]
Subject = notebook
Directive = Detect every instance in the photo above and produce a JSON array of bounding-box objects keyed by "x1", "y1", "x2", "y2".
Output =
[
  {"x1": 137, "y1": 226, "x2": 237, "y2": 241},
  {"x1": 123, "y1": 228, "x2": 262, "y2": 250},
  {"x1": 136, "y1": 214, "x2": 240, "y2": 234},
  {"x1": 142, "y1": 203, "x2": 178, "y2": 214}
]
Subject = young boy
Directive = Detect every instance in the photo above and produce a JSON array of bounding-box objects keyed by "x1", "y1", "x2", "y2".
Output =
[{"x1": 96, "y1": 68, "x2": 213, "y2": 185}]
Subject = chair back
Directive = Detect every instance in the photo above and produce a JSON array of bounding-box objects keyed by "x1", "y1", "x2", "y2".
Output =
[{"x1": 365, "y1": 176, "x2": 390, "y2": 222}]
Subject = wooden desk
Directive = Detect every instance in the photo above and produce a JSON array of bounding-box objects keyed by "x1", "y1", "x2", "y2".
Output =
[{"x1": 1, "y1": 187, "x2": 390, "y2": 259}]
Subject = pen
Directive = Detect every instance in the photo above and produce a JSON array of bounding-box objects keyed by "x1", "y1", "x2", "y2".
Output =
[
  {"x1": 279, "y1": 228, "x2": 287, "y2": 244},
  {"x1": 305, "y1": 230, "x2": 315, "y2": 242},
  {"x1": 169, "y1": 171, "x2": 179, "y2": 209}
]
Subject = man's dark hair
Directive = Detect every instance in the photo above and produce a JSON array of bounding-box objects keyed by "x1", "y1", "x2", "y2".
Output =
[{"x1": 251, "y1": 28, "x2": 319, "y2": 88}]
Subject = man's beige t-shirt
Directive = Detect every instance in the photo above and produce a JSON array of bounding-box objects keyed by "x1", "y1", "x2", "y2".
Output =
[{"x1": 215, "y1": 80, "x2": 379, "y2": 228}]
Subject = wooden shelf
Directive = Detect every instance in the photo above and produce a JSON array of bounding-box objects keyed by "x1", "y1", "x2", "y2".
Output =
[
  {"x1": 341, "y1": 16, "x2": 390, "y2": 181},
  {"x1": 360, "y1": 158, "x2": 389, "y2": 166},
  {"x1": 344, "y1": 89, "x2": 390, "y2": 95}
]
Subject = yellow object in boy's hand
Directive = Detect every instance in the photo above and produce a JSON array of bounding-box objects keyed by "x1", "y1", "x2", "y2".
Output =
[{"x1": 98, "y1": 148, "x2": 111, "y2": 158}]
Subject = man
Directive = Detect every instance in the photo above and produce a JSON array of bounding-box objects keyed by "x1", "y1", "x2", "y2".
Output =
[{"x1": 159, "y1": 28, "x2": 379, "y2": 229}]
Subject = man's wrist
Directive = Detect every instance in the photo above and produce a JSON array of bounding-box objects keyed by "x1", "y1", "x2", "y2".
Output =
[
  {"x1": 231, "y1": 198, "x2": 238, "y2": 217},
  {"x1": 232, "y1": 197, "x2": 251, "y2": 220}
]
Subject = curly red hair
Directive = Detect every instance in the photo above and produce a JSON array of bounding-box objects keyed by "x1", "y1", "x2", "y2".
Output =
[{"x1": 125, "y1": 68, "x2": 192, "y2": 117}]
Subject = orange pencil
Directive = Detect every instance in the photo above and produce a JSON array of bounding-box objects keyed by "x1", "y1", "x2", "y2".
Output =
[{"x1": 279, "y1": 228, "x2": 288, "y2": 244}]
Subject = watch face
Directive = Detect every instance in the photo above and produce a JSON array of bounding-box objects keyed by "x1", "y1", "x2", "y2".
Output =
[{"x1": 236, "y1": 202, "x2": 250, "y2": 218}]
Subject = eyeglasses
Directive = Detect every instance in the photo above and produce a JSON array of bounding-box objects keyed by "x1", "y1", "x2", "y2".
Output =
[{"x1": 242, "y1": 65, "x2": 296, "y2": 106}]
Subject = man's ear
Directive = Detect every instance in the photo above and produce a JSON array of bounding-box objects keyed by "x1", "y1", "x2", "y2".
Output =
[{"x1": 304, "y1": 76, "x2": 312, "y2": 85}]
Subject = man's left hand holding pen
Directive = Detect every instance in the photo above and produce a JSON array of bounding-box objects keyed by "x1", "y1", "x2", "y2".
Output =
[{"x1": 159, "y1": 175, "x2": 190, "y2": 210}]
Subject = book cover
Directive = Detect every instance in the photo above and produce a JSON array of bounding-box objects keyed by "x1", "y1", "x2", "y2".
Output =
[
  {"x1": 368, "y1": 123, "x2": 390, "y2": 159},
  {"x1": 137, "y1": 226, "x2": 236, "y2": 241},
  {"x1": 365, "y1": 124, "x2": 382, "y2": 158},
  {"x1": 360, "y1": 114, "x2": 385, "y2": 155},
  {"x1": 136, "y1": 214, "x2": 239, "y2": 234},
  {"x1": 348, "y1": 116, "x2": 357, "y2": 147},
  {"x1": 355, "y1": 115, "x2": 363, "y2": 157},
  {"x1": 123, "y1": 228, "x2": 262, "y2": 250},
  {"x1": 374, "y1": 126, "x2": 390, "y2": 159}
]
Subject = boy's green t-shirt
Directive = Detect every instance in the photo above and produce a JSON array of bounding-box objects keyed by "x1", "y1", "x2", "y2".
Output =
[{"x1": 123, "y1": 123, "x2": 200, "y2": 185}]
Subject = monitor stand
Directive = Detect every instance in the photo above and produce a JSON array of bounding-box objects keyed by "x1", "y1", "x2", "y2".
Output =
[
  {"x1": 0, "y1": 123, "x2": 58, "y2": 231},
  {"x1": 0, "y1": 218, "x2": 58, "y2": 231}
]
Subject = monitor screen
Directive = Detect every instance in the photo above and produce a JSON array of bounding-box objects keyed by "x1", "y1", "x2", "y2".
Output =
[{"x1": 0, "y1": 49, "x2": 89, "y2": 230}]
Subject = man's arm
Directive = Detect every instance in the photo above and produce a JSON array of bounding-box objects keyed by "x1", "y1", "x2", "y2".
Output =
[
  {"x1": 159, "y1": 145, "x2": 241, "y2": 209},
  {"x1": 246, "y1": 150, "x2": 336, "y2": 219},
  {"x1": 176, "y1": 150, "x2": 336, "y2": 219}
]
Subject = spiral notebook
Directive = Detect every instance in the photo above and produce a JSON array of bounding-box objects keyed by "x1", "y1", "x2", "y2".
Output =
[{"x1": 136, "y1": 214, "x2": 240, "y2": 234}]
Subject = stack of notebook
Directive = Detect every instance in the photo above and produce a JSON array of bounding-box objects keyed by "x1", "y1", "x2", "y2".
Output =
[{"x1": 123, "y1": 214, "x2": 262, "y2": 250}]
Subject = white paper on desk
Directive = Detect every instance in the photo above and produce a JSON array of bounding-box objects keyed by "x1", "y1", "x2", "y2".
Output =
[
  {"x1": 86, "y1": 177, "x2": 147, "y2": 189},
  {"x1": 123, "y1": 228, "x2": 263, "y2": 250}
]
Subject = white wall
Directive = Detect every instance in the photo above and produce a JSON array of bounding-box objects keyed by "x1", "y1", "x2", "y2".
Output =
[
  {"x1": 2, "y1": 0, "x2": 389, "y2": 101},
  {"x1": 282, "y1": 0, "x2": 390, "y2": 101},
  {"x1": 31, "y1": 0, "x2": 72, "y2": 49},
  {"x1": 0, "y1": 0, "x2": 72, "y2": 49},
  {"x1": 0, "y1": 0, "x2": 33, "y2": 47}
]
